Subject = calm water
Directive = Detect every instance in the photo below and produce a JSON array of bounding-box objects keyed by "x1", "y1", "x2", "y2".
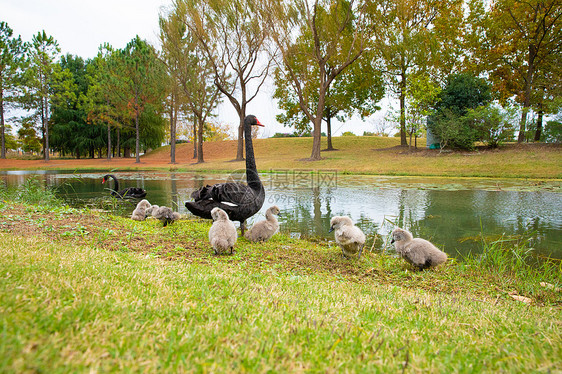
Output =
[{"x1": 1, "y1": 170, "x2": 561, "y2": 259}]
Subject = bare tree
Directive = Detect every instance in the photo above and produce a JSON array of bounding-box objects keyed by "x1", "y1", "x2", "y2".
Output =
[{"x1": 182, "y1": 0, "x2": 275, "y2": 161}]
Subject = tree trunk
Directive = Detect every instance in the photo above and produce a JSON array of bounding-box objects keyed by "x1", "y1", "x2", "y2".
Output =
[
  {"x1": 170, "y1": 94, "x2": 176, "y2": 164},
  {"x1": 409, "y1": 132, "x2": 412, "y2": 150},
  {"x1": 534, "y1": 108, "x2": 544, "y2": 142},
  {"x1": 518, "y1": 45, "x2": 536, "y2": 143},
  {"x1": 197, "y1": 117, "x2": 204, "y2": 163},
  {"x1": 236, "y1": 119, "x2": 244, "y2": 161},
  {"x1": 135, "y1": 107, "x2": 140, "y2": 163},
  {"x1": 193, "y1": 117, "x2": 197, "y2": 159},
  {"x1": 43, "y1": 97, "x2": 50, "y2": 161},
  {"x1": 326, "y1": 114, "x2": 335, "y2": 151},
  {"x1": 310, "y1": 116, "x2": 323, "y2": 160},
  {"x1": 399, "y1": 71, "x2": 407, "y2": 147},
  {"x1": 0, "y1": 91, "x2": 5, "y2": 159},
  {"x1": 116, "y1": 128, "x2": 120, "y2": 158},
  {"x1": 107, "y1": 123, "x2": 112, "y2": 160}
]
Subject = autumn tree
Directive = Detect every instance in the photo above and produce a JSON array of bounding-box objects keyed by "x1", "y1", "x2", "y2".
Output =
[
  {"x1": 264, "y1": 0, "x2": 373, "y2": 160},
  {"x1": 0, "y1": 21, "x2": 26, "y2": 159},
  {"x1": 274, "y1": 45, "x2": 384, "y2": 150},
  {"x1": 370, "y1": 0, "x2": 465, "y2": 146},
  {"x1": 160, "y1": 3, "x2": 222, "y2": 163},
  {"x1": 180, "y1": 0, "x2": 274, "y2": 161},
  {"x1": 468, "y1": 0, "x2": 562, "y2": 142}
]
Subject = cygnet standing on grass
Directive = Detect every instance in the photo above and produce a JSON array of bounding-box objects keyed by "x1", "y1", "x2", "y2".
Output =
[
  {"x1": 131, "y1": 199, "x2": 151, "y2": 221},
  {"x1": 146, "y1": 204, "x2": 159, "y2": 216},
  {"x1": 329, "y1": 216, "x2": 366, "y2": 259},
  {"x1": 209, "y1": 207, "x2": 238, "y2": 255},
  {"x1": 391, "y1": 228, "x2": 448, "y2": 270},
  {"x1": 152, "y1": 206, "x2": 181, "y2": 227},
  {"x1": 244, "y1": 205, "x2": 281, "y2": 242}
]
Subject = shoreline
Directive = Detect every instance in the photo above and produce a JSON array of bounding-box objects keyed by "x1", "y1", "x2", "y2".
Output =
[{"x1": 1, "y1": 137, "x2": 560, "y2": 179}]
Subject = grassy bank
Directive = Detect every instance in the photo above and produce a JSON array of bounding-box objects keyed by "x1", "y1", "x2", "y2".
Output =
[
  {"x1": 0, "y1": 183, "x2": 561, "y2": 372},
  {"x1": 2, "y1": 137, "x2": 561, "y2": 179}
]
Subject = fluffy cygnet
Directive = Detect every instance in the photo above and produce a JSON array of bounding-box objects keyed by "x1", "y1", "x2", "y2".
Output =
[
  {"x1": 131, "y1": 199, "x2": 151, "y2": 221},
  {"x1": 391, "y1": 228, "x2": 448, "y2": 270},
  {"x1": 329, "y1": 216, "x2": 366, "y2": 259},
  {"x1": 244, "y1": 205, "x2": 280, "y2": 242},
  {"x1": 208, "y1": 207, "x2": 238, "y2": 255}
]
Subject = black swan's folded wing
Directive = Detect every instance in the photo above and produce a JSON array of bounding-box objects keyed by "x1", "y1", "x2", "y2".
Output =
[
  {"x1": 191, "y1": 185, "x2": 213, "y2": 200},
  {"x1": 211, "y1": 182, "x2": 259, "y2": 207},
  {"x1": 119, "y1": 187, "x2": 147, "y2": 199},
  {"x1": 192, "y1": 182, "x2": 258, "y2": 207},
  {"x1": 186, "y1": 182, "x2": 265, "y2": 222}
]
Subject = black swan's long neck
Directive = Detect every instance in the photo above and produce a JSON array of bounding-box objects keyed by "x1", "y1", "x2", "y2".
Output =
[
  {"x1": 245, "y1": 123, "x2": 261, "y2": 190},
  {"x1": 108, "y1": 174, "x2": 119, "y2": 194}
]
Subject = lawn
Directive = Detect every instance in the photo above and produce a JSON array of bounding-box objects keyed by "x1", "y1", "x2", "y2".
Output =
[
  {"x1": 0, "y1": 183, "x2": 560, "y2": 372},
  {"x1": 2, "y1": 137, "x2": 561, "y2": 179}
]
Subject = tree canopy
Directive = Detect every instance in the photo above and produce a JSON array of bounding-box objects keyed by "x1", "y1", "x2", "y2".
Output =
[{"x1": 1, "y1": 0, "x2": 561, "y2": 161}]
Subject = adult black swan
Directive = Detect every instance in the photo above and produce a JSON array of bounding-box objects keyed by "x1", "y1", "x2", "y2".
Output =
[
  {"x1": 102, "y1": 174, "x2": 147, "y2": 199},
  {"x1": 185, "y1": 115, "x2": 265, "y2": 234}
]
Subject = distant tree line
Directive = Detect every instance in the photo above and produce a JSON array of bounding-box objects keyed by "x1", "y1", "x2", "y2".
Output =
[{"x1": 1, "y1": 0, "x2": 560, "y2": 162}]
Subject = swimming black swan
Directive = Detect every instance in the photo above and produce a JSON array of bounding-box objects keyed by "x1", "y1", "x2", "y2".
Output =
[
  {"x1": 185, "y1": 115, "x2": 265, "y2": 234},
  {"x1": 102, "y1": 174, "x2": 147, "y2": 199}
]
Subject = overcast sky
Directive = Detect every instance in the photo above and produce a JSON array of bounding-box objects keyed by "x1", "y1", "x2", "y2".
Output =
[{"x1": 3, "y1": 0, "x2": 390, "y2": 137}]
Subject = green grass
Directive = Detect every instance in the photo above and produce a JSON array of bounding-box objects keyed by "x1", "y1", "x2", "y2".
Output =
[
  {"x1": 0, "y1": 232, "x2": 560, "y2": 372},
  {"x1": 0, "y1": 183, "x2": 561, "y2": 372}
]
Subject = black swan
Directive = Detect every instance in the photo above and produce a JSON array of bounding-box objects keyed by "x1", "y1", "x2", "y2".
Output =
[
  {"x1": 102, "y1": 174, "x2": 147, "y2": 199},
  {"x1": 185, "y1": 115, "x2": 265, "y2": 234}
]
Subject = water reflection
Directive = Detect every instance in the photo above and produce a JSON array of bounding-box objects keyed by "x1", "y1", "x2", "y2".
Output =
[{"x1": 1, "y1": 170, "x2": 560, "y2": 259}]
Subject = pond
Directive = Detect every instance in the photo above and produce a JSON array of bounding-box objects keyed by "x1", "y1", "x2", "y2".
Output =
[{"x1": 1, "y1": 170, "x2": 561, "y2": 259}]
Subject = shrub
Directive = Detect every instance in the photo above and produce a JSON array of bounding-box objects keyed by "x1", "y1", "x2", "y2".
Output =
[
  {"x1": 431, "y1": 109, "x2": 479, "y2": 150},
  {"x1": 541, "y1": 121, "x2": 562, "y2": 143},
  {"x1": 463, "y1": 105, "x2": 516, "y2": 148},
  {"x1": 428, "y1": 73, "x2": 492, "y2": 150}
]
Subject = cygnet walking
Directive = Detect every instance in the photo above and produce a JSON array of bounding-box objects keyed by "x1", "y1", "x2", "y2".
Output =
[
  {"x1": 329, "y1": 216, "x2": 366, "y2": 259},
  {"x1": 244, "y1": 205, "x2": 280, "y2": 242}
]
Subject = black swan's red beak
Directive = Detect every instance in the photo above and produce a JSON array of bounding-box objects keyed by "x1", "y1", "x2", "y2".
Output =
[{"x1": 255, "y1": 118, "x2": 264, "y2": 127}]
